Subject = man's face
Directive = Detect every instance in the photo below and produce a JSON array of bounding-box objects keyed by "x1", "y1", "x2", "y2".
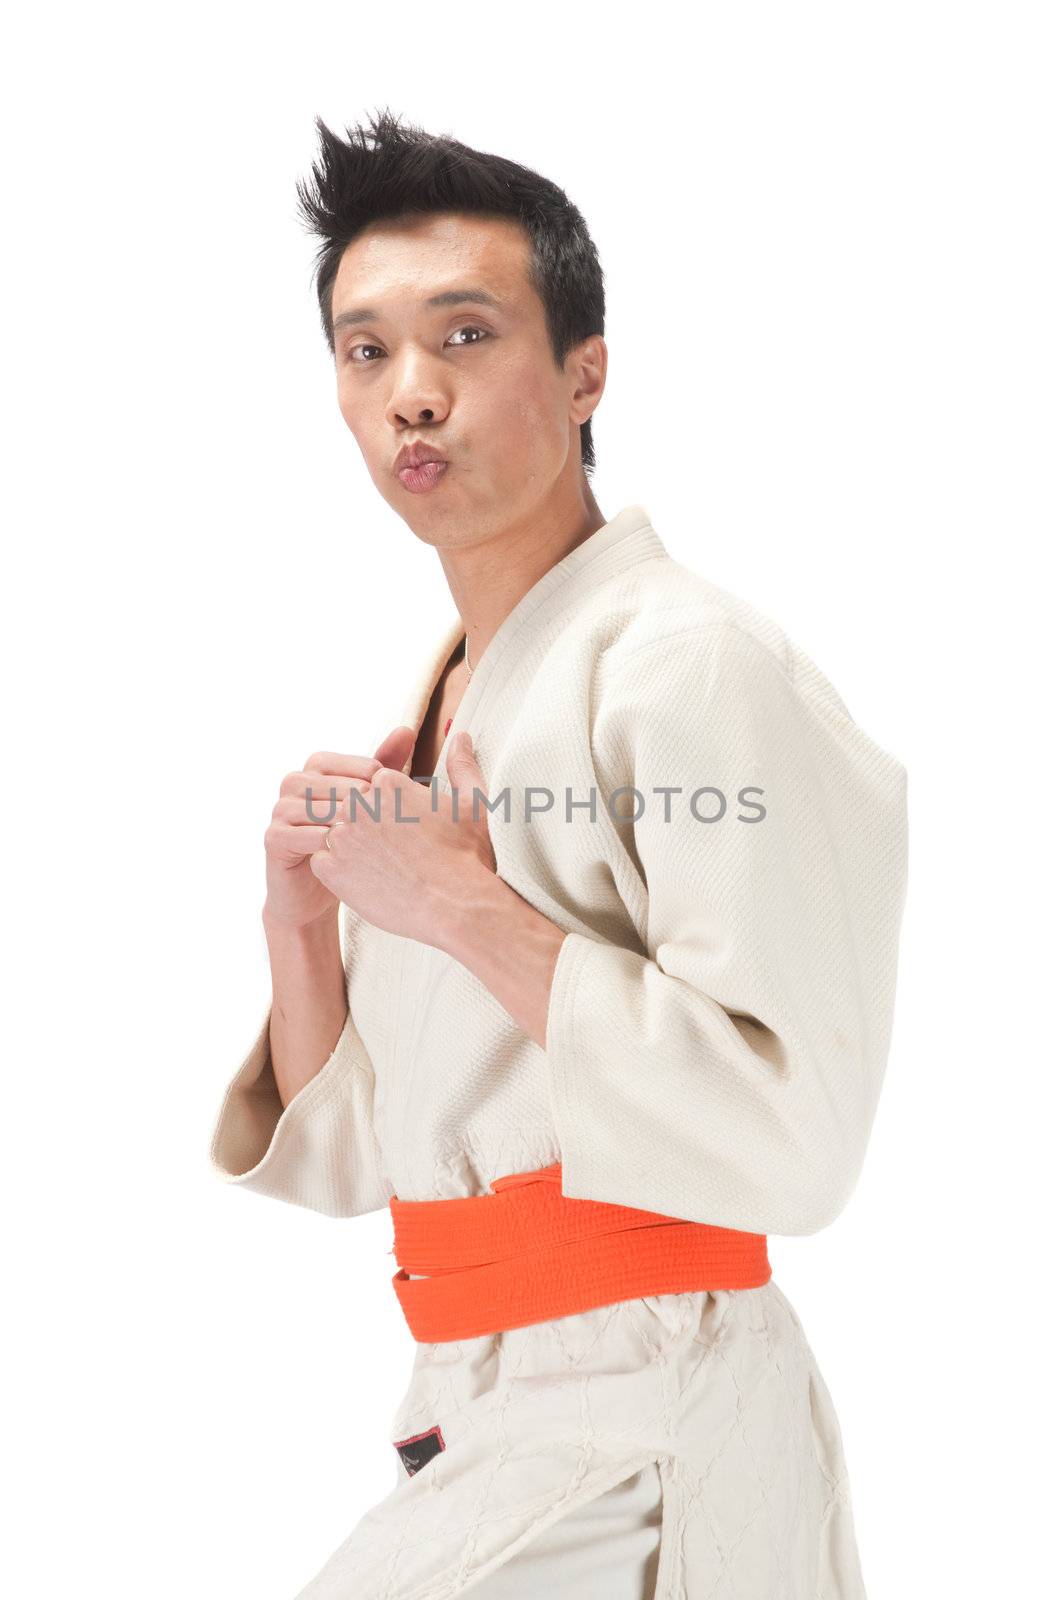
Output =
[{"x1": 329, "y1": 211, "x2": 598, "y2": 540}]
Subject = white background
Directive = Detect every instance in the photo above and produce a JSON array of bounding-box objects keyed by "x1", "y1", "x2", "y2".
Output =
[{"x1": 4, "y1": 4, "x2": 1059, "y2": 1595}]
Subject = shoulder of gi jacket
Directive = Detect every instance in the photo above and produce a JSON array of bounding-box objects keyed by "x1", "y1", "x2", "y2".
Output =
[{"x1": 569, "y1": 614, "x2": 909, "y2": 1234}]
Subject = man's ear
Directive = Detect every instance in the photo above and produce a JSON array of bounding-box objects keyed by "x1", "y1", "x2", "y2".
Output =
[{"x1": 569, "y1": 333, "x2": 607, "y2": 425}]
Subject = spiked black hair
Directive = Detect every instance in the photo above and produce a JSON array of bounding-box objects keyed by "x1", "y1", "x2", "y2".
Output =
[{"x1": 294, "y1": 108, "x2": 606, "y2": 473}]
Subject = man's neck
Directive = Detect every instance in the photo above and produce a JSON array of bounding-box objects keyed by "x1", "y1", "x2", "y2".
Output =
[{"x1": 438, "y1": 484, "x2": 606, "y2": 672}]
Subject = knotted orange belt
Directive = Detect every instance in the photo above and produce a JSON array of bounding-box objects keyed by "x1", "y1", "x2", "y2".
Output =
[{"x1": 389, "y1": 1162, "x2": 771, "y2": 1343}]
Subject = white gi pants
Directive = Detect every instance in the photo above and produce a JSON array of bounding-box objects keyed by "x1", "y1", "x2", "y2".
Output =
[
  {"x1": 296, "y1": 1279, "x2": 866, "y2": 1598},
  {"x1": 467, "y1": 1460, "x2": 663, "y2": 1598}
]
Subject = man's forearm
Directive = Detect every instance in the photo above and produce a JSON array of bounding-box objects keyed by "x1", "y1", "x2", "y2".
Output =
[
  {"x1": 437, "y1": 868, "x2": 567, "y2": 1050},
  {"x1": 262, "y1": 907, "x2": 348, "y2": 1109}
]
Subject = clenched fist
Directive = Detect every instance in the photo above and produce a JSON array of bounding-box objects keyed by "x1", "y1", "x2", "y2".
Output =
[
  {"x1": 262, "y1": 724, "x2": 417, "y2": 930},
  {"x1": 307, "y1": 728, "x2": 499, "y2": 951}
]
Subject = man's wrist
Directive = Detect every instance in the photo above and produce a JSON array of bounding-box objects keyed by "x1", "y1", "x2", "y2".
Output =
[
  {"x1": 437, "y1": 864, "x2": 566, "y2": 966},
  {"x1": 261, "y1": 903, "x2": 340, "y2": 945},
  {"x1": 433, "y1": 865, "x2": 510, "y2": 959}
]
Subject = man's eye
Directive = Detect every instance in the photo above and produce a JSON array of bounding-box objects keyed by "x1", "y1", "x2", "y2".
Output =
[
  {"x1": 345, "y1": 327, "x2": 489, "y2": 364},
  {"x1": 445, "y1": 325, "x2": 490, "y2": 347}
]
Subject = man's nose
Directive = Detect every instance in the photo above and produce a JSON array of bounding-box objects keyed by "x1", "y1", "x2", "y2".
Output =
[{"x1": 389, "y1": 353, "x2": 449, "y2": 429}]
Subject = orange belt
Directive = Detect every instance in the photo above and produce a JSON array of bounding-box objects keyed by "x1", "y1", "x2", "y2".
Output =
[{"x1": 389, "y1": 1162, "x2": 771, "y2": 1343}]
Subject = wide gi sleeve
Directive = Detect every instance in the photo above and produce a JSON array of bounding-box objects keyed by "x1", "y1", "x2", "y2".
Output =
[
  {"x1": 543, "y1": 622, "x2": 908, "y2": 1237},
  {"x1": 207, "y1": 939, "x2": 393, "y2": 1219}
]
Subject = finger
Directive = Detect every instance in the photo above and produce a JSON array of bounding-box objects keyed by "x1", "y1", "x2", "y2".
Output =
[
  {"x1": 276, "y1": 792, "x2": 361, "y2": 832},
  {"x1": 444, "y1": 729, "x2": 485, "y2": 791},
  {"x1": 278, "y1": 777, "x2": 372, "y2": 807},
  {"x1": 302, "y1": 751, "x2": 384, "y2": 779},
  {"x1": 307, "y1": 832, "x2": 348, "y2": 870},
  {"x1": 264, "y1": 820, "x2": 333, "y2": 860},
  {"x1": 374, "y1": 723, "x2": 418, "y2": 770}
]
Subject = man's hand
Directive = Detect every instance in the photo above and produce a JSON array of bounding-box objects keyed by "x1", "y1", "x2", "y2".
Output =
[
  {"x1": 308, "y1": 730, "x2": 498, "y2": 949},
  {"x1": 262, "y1": 724, "x2": 418, "y2": 931}
]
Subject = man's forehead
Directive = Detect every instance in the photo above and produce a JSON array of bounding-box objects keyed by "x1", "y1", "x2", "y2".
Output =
[{"x1": 331, "y1": 213, "x2": 531, "y2": 323}]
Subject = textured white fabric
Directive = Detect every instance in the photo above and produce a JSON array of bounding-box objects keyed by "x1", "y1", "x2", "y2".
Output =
[
  {"x1": 208, "y1": 502, "x2": 907, "y2": 1234},
  {"x1": 293, "y1": 1283, "x2": 865, "y2": 1599},
  {"x1": 460, "y1": 1460, "x2": 663, "y2": 1599},
  {"x1": 207, "y1": 503, "x2": 905, "y2": 1595}
]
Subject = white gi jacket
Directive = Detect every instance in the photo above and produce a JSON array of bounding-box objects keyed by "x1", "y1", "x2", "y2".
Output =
[{"x1": 208, "y1": 503, "x2": 908, "y2": 1598}]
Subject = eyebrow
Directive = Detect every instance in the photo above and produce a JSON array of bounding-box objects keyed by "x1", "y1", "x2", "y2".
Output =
[{"x1": 332, "y1": 287, "x2": 506, "y2": 336}]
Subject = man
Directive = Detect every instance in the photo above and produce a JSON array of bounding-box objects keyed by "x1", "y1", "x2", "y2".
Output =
[{"x1": 208, "y1": 109, "x2": 908, "y2": 1599}]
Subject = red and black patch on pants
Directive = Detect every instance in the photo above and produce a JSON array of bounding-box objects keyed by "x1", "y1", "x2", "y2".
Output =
[{"x1": 393, "y1": 1424, "x2": 445, "y2": 1477}]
